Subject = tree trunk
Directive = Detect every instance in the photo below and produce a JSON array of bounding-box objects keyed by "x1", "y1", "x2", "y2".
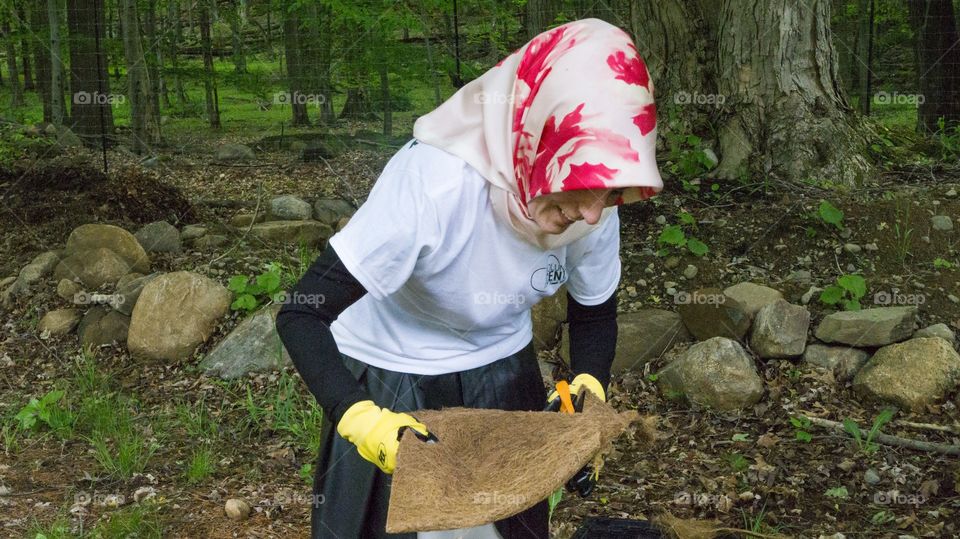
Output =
[
  {"x1": 143, "y1": 0, "x2": 163, "y2": 128},
  {"x1": 631, "y1": 0, "x2": 872, "y2": 186},
  {"x1": 316, "y1": 3, "x2": 335, "y2": 125},
  {"x1": 424, "y1": 34, "x2": 441, "y2": 107},
  {"x1": 228, "y1": 0, "x2": 246, "y2": 73},
  {"x1": 908, "y1": 0, "x2": 960, "y2": 133},
  {"x1": 282, "y1": 7, "x2": 309, "y2": 126},
  {"x1": 856, "y1": 0, "x2": 874, "y2": 115},
  {"x1": 199, "y1": 0, "x2": 220, "y2": 128},
  {"x1": 66, "y1": 0, "x2": 114, "y2": 146},
  {"x1": 48, "y1": 0, "x2": 65, "y2": 126},
  {"x1": 525, "y1": 0, "x2": 557, "y2": 39},
  {"x1": 121, "y1": 0, "x2": 159, "y2": 152},
  {"x1": 18, "y1": 5, "x2": 33, "y2": 90},
  {"x1": 378, "y1": 54, "x2": 391, "y2": 136},
  {"x1": 2, "y1": 11, "x2": 23, "y2": 107},
  {"x1": 31, "y1": 2, "x2": 52, "y2": 122},
  {"x1": 169, "y1": 0, "x2": 188, "y2": 103}
]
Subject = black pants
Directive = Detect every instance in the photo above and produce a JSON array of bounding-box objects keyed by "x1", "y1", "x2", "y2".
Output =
[{"x1": 311, "y1": 341, "x2": 550, "y2": 539}]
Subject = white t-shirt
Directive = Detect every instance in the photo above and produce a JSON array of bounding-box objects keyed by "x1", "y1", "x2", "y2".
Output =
[{"x1": 329, "y1": 140, "x2": 621, "y2": 375}]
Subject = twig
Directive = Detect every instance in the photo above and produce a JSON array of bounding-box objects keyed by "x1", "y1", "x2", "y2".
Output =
[
  {"x1": 893, "y1": 419, "x2": 960, "y2": 435},
  {"x1": 800, "y1": 415, "x2": 960, "y2": 456}
]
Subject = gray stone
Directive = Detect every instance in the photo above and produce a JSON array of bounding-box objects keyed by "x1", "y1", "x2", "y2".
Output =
[
  {"x1": 843, "y1": 243, "x2": 862, "y2": 254},
  {"x1": 561, "y1": 309, "x2": 692, "y2": 374},
  {"x1": 853, "y1": 337, "x2": 960, "y2": 411},
  {"x1": 787, "y1": 270, "x2": 813, "y2": 285},
  {"x1": 931, "y1": 215, "x2": 953, "y2": 231},
  {"x1": 135, "y1": 221, "x2": 182, "y2": 253},
  {"x1": 199, "y1": 305, "x2": 292, "y2": 379},
  {"x1": 749, "y1": 300, "x2": 810, "y2": 358},
  {"x1": 56, "y1": 126, "x2": 82, "y2": 148},
  {"x1": 18, "y1": 252, "x2": 60, "y2": 284},
  {"x1": 192, "y1": 235, "x2": 229, "y2": 249},
  {"x1": 116, "y1": 272, "x2": 144, "y2": 289},
  {"x1": 78, "y1": 306, "x2": 130, "y2": 348},
  {"x1": 803, "y1": 343, "x2": 871, "y2": 382},
  {"x1": 657, "y1": 337, "x2": 764, "y2": 411},
  {"x1": 56, "y1": 279, "x2": 82, "y2": 302},
  {"x1": 914, "y1": 323, "x2": 956, "y2": 346},
  {"x1": 800, "y1": 286, "x2": 823, "y2": 305},
  {"x1": 313, "y1": 198, "x2": 356, "y2": 226},
  {"x1": 38, "y1": 309, "x2": 81, "y2": 336},
  {"x1": 115, "y1": 273, "x2": 161, "y2": 316},
  {"x1": 63, "y1": 224, "x2": 150, "y2": 273},
  {"x1": 269, "y1": 195, "x2": 313, "y2": 221},
  {"x1": 864, "y1": 469, "x2": 881, "y2": 486},
  {"x1": 677, "y1": 288, "x2": 751, "y2": 341},
  {"x1": 53, "y1": 248, "x2": 131, "y2": 289},
  {"x1": 127, "y1": 272, "x2": 232, "y2": 361},
  {"x1": 815, "y1": 306, "x2": 917, "y2": 347},
  {"x1": 230, "y1": 213, "x2": 265, "y2": 228},
  {"x1": 682, "y1": 265, "x2": 698, "y2": 279},
  {"x1": 663, "y1": 257, "x2": 680, "y2": 269},
  {"x1": 214, "y1": 143, "x2": 255, "y2": 162},
  {"x1": 181, "y1": 225, "x2": 208, "y2": 241},
  {"x1": 248, "y1": 220, "x2": 332, "y2": 247},
  {"x1": 723, "y1": 282, "x2": 784, "y2": 318}
]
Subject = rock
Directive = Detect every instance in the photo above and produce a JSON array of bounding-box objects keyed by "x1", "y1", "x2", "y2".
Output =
[
  {"x1": 181, "y1": 225, "x2": 207, "y2": 241},
  {"x1": 560, "y1": 309, "x2": 692, "y2": 374},
  {"x1": 815, "y1": 306, "x2": 917, "y2": 347},
  {"x1": 723, "y1": 283, "x2": 784, "y2": 318},
  {"x1": 336, "y1": 216, "x2": 351, "y2": 231},
  {"x1": 787, "y1": 270, "x2": 813, "y2": 285},
  {"x1": 116, "y1": 272, "x2": 144, "y2": 289},
  {"x1": 230, "y1": 213, "x2": 265, "y2": 228},
  {"x1": 56, "y1": 126, "x2": 82, "y2": 148},
  {"x1": 800, "y1": 286, "x2": 823, "y2": 305},
  {"x1": 134, "y1": 221, "x2": 182, "y2": 253},
  {"x1": 950, "y1": 294, "x2": 960, "y2": 304},
  {"x1": 946, "y1": 188, "x2": 957, "y2": 198},
  {"x1": 78, "y1": 306, "x2": 130, "y2": 347},
  {"x1": 656, "y1": 337, "x2": 764, "y2": 411},
  {"x1": 128, "y1": 272, "x2": 232, "y2": 361},
  {"x1": 931, "y1": 215, "x2": 953, "y2": 231},
  {"x1": 749, "y1": 300, "x2": 810, "y2": 358},
  {"x1": 914, "y1": 323, "x2": 956, "y2": 346},
  {"x1": 115, "y1": 273, "x2": 160, "y2": 316},
  {"x1": 853, "y1": 337, "x2": 960, "y2": 411},
  {"x1": 677, "y1": 288, "x2": 751, "y2": 341},
  {"x1": 56, "y1": 279, "x2": 83, "y2": 302},
  {"x1": 864, "y1": 243, "x2": 879, "y2": 251},
  {"x1": 289, "y1": 140, "x2": 307, "y2": 153},
  {"x1": 38, "y1": 309, "x2": 81, "y2": 335},
  {"x1": 248, "y1": 221, "x2": 332, "y2": 247},
  {"x1": 532, "y1": 290, "x2": 566, "y2": 349},
  {"x1": 192, "y1": 235, "x2": 229, "y2": 249},
  {"x1": 224, "y1": 498, "x2": 251, "y2": 521},
  {"x1": 803, "y1": 344, "x2": 871, "y2": 382},
  {"x1": 18, "y1": 252, "x2": 60, "y2": 284},
  {"x1": 53, "y1": 248, "x2": 131, "y2": 289},
  {"x1": 663, "y1": 256, "x2": 680, "y2": 269},
  {"x1": 0, "y1": 276, "x2": 15, "y2": 289},
  {"x1": 843, "y1": 243, "x2": 862, "y2": 254},
  {"x1": 214, "y1": 144, "x2": 254, "y2": 162},
  {"x1": 199, "y1": 305, "x2": 292, "y2": 378},
  {"x1": 682, "y1": 265, "x2": 698, "y2": 279},
  {"x1": 864, "y1": 469, "x2": 881, "y2": 486},
  {"x1": 655, "y1": 215, "x2": 667, "y2": 225},
  {"x1": 63, "y1": 224, "x2": 150, "y2": 273},
  {"x1": 313, "y1": 198, "x2": 355, "y2": 226},
  {"x1": 268, "y1": 195, "x2": 313, "y2": 221},
  {"x1": 837, "y1": 459, "x2": 855, "y2": 472}
]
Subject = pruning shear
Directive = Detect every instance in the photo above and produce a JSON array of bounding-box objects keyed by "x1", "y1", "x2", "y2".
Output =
[{"x1": 544, "y1": 380, "x2": 600, "y2": 497}]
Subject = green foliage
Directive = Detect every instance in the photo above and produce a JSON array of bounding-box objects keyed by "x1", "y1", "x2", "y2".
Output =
[
  {"x1": 817, "y1": 200, "x2": 845, "y2": 230},
  {"x1": 14, "y1": 390, "x2": 75, "y2": 437},
  {"x1": 820, "y1": 274, "x2": 867, "y2": 311},
  {"x1": 185, "y1": 445, "x2": 216, "y2": 484},
  {"x1": 228, "y1": 262, "x2": 286, "y2": 312},
  {"x1": 656, "y1": 211, "x2": 709, "y2": 257},
  {"x1": 825, "y1": 486, "x2": 849, "y2": 499},
  {"x1": 790, "y1": 416, "x2": 813, "y2": 443},
  {"x1": 665, "y1": 131, "x2": 715, "y2": 190},
  {"x1": 934, "y1": 116, "x2": 960, "y2": 160},
  {"x1": 547, "y1": 488, "x2": 563, "y2": 523},
  {"x1": 726, "y1": 452, "x2": 749, "y2": 472},
  {"x1": 934, "y1": 257, "x2": 954, "y2": 269},
  {"x1": 893, "y1": 199, "x2": 914, "y2": 265},
  {"x1": 731, "y1": 433, "x2": 750, "y2": 442},
  {"x1": 299, "y1": 463, "x2": 314, "y2": 485},
  {"x1": 842, "y1": 408, "x2": 895, "y2": 454}
]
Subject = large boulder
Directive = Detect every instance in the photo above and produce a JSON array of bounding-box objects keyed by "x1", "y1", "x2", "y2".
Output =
[
  {"x1": 134, "y1": 221, "x2": 182, "y2": 253},
  {"x1": 803, "y1": 343, "x2": 871, "y2": 382},
  {"x1": 657, "y1": 337, "x2": 764, "y2": 411},
  {"x1": 199, "y1": 305, "x2": 292, "y2": 379},
  {"x1": 914, "y1": 323, "x2": 956, "y2": 347},
  {"x1": 723, "y1": 282, "x2": 784, "y2": 318},
  {"x1": 677, "y1": 288, "x2": 751, "y2": 341},
  {"x1": 853, "y1": 337, "x2": 960, "y2": 411},
  {"x1": 214, "y1": 143, "x2": 254, "y2": 162},
  {"x1": 749, "y1": 300, "x2": 810, "y2": 359},
  {"x1": 63, "y1": 224, "x2": 150, "y2": 273},
  {"x1": 78, "y1": 306, "x2": 130, "y2": 348},
  {"x1": 18, "y1": 251, "x2": 61, "y2": 285},
  {"x1": 115, "y1": 273, "x2": 161, "y2": 316},
  {"x1": 814, "y1": 306, "x2": 917, "y2": 347},
  {"x1": 248, "y1": 221, "x2": 332, "y2": 247},
  {"x1": 532, "y1": 290, "x2": 566, "y2": 349},
  {"x1": 38, "y1": 309, "x2": 81, "y2": 336},
  {"x1": 127, "y1": 272, "x2": 232, "y2": 361},
  {"x1": 560, "y1": 309, "x2": 691, "y2": 374},
  {"x1": 313, "y1": 198, "x2": 356, "y2": 226},
  {"x1": 268, "y1": 195, "x2": 313, "y2": 221},
  {"x1": 53, "y1": 248, "x2": 131, "y2": 289}
]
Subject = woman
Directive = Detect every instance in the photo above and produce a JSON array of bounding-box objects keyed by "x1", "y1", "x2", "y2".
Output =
[{"x1": 276, "y1": 18, "x2": 662, "y2": 539}]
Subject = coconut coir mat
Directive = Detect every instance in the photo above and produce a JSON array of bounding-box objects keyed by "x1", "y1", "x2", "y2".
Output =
[{"x1": 386, "y1": 392, "x2": 646, "y2": 533}]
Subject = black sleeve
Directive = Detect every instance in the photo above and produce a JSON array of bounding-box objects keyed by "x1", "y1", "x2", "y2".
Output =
[
  {"x1": 276, "y1": 243, "x2": 371, "y2": 426},
  {"x1": 566, "y1": 290, "x2": 618, "y2": 393}
]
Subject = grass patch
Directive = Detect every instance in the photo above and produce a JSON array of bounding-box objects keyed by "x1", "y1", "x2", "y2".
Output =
[{"x1": 184, "y1": 445, "x2": 216, "y2": 485}]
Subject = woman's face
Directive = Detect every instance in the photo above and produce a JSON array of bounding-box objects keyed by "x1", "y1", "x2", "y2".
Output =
[{"x1": 527, "y1": 188, "x2": 624, "y2": 234}]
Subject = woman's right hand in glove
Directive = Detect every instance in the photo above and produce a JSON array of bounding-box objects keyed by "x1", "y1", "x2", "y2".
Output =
[{"x1": 336, "y1": 400, "x2": 433, "y2": 474}]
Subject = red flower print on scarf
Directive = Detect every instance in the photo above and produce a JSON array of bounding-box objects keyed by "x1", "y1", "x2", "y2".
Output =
[
  {"x1": 633, "y1": 103, "x2": 656, "y2": 136},
  {"x1": 606, "y1": 48, "x2": 649, "y2": 90}
]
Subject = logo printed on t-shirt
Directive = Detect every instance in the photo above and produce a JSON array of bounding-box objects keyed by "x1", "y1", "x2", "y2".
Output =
[{"x1": 530, "y1": 254, "x2": 567, "y2": 292}]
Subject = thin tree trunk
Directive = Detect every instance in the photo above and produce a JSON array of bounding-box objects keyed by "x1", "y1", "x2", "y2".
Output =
[
  {"x1": 121, "y1": 0, "x2": 159, "y2": 152},
  {"x1": 48, "y1": 0, "x2": 65, "y2": 126},
  {"x1": 31, "y1": 2, "x2": 52, "y2": 122},
  {"x1": 170, "y1": 0, "x2": 188, "y2": 103},
  {"x1": 856, "y1": 0, "x2": 874, "y2": 115},
  {"x1": 908, "y1": 0, "x2": 960, "y2": 133},
  {"x1": 144, "y1": 0, "x2": 162, "y2": 127},
  {"x1": 2, "y1": 12, "x2": 23, "y2": 107},
  {"x1": 424, "y1": 34, "x2": 441, "y2": 107},
  {"x1": 317, "y1": 3, "x2": 334, "y2": 125},
  {"x1": 19, "y1": 5, "x2": 33, "y2": 90},
  {"x1": 282, "y1": 7, "x2": 309, "y2": 126},
  {"x1": 228, "y1": 0, "x2": 246, "y2": 73},
  {"x1": 378, "y1": 53, "x2": 391, "y2": 136},
  {"x1": 199, "y1": 0, "x2": 220, "y2": 128},
  {"x1": 66, "y1": 0, "x2": 114, "y2": 145}
]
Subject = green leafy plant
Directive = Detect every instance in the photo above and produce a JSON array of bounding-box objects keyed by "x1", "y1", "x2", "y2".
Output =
[
  {"x1": 790, "y1": 416, "x2": 813, "y2": 443},
  {"x1": 934, "y1": 116, "x2": 960, "y2": 159},
  {"x1": 185, "y1": 445, "x2": 216, "y2": 484},
  {"x1": 817, "y1": 200, "x2": 845, "y2": 230},
  {"x1": 820, "y1": 274, "x2": 867, "y2": 311},
  {"x1": 228, "y1": 262, "x2": 286, "y2": 312},
  {"x1": 656, "y1": 211, "x2": 709, "y2": 257},
  {"x1": 893, "y1": 199, "x2": 914, "y2": 265},
  {"x1": 731, "y1": 433, "x2": 750, "y2": 442},
  {"x1": 726, "y1": 452, "x2": 749, "y2": 472},
  {"x1": 825, "y1": 486, "x2": 849, "y2": 499},
  {"x1": 842, "y1": 408, "x2": 895, "y2": 454},
  {"x1": 547, "y1": 488, "x2": 563, "y2": 524},
  {"x1": 299, "y1": 463, "x2": 314, "y2": 485},
  {"x1": 664, "y1": 130, "x2": 715, "y2": 187},
  {"x1": 14, "y1": 390, "x2": 75, "y2": 438},
  {"x1": 934, "y1": 257, "x2": 954, "y2": 269}
]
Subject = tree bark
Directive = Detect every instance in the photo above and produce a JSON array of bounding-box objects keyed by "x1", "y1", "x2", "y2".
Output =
[
  {"x1": 31, "y1": 2, "x2": 52, "y2": 122},
  {"x1": 48, "y1": 0, "x2": 65, "y2": 125},
  {"x1": 18, "y1": 5, "x2": 33, "y2": 90},
  {"x1": 66, "y1": 0, "x2": 114, "y2": 145},
  {"x1": 199, "y1": 0, "x2": 221, "y2": 128},
  {"x1": 2, "y1": 10, "x2": 23, "y2": 107},
  {"x1": 855, "y1": 0, "x2": 874, "y2": 115},
  {"x1": 169, "y1": 0, "x2": 188, "y2": 103},
  {"x1": 120, "y1": 0, "x2": 159, "y2": 152},
  {"x1": 282, "y1": 6, "x2": 309, "y2": 126},
  {"x1": 228, "y1": 0, "x2": 246, "y2": 73},
  {"x1": 908, "y1": 0, "x2": 960, "y2": 133},
  {"x1": 378, "y1": 53, "x2": 391, "y2": 136},
  {"x1": 143, "y1": 0, "x2": 163, "y2": 127},
  {"x1": 525, "y1": 0, "x2": 557, "y2": 39}
]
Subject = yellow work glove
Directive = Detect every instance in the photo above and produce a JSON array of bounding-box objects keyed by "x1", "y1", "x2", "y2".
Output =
[
  {"x1": 546, "y1": 373, "x2": 606, "y2": 404},
  {"x1": 336, "y1": 400, "x2": 433, "y2": 474}
]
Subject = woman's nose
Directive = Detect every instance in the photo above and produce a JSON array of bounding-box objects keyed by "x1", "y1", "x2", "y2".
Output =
[{"x1": 581, "y1": 199, "x2": 604, "y2": 224}]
